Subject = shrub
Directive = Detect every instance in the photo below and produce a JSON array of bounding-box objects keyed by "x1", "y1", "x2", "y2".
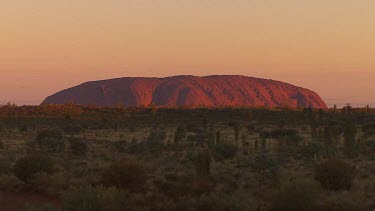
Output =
[
  {"x1": 64, "y1": 125, "x2": 82, "y2": 135},
  {"x1": 69, "y1": 138, "x2": 88, "y2": 156},
  {"x1": 14, "y1": 154, "x2": 55, "y2": 183},
  {"x1": 24, "y1": 204, "x2": 59, "y2": 211},
  {"x1": 30, "y1": 172, "x2": 68, "y2": 194},
  {"x1": 314, "y1": 159, "x2": 356, "y2": 191},
  {"x1": 250, "y1": 154, "x2": 279, "y2": 184},
  {"x1": 127, "y1": 131, "x2": 165, "y2": 154},
  {"x1": 212, "y1": 143, "x2": 238, "y2": 161},
  {"x1": 174, "y1": 126, "x2": 186, "y2": 144},
  {"x1": 270, "y1": 180, "x2": 320, "y2": 211},
  {"x1": 195, "y1": 147, "x2": 212, "y2": 181},
  {"x1": 301, "y1": 142, "x2": 324, "y2": 159},
  {"x1": 0, "y1": 174, "x2": 24, "y2": 192},
  {"x1": 101, "y1": 157, "x2": 147, "y2": 191},
  {"x1": 19, "y1": 124, "x2": 28, "y2": 133},
  {"x1": 111, "y1": 140, "x2": 128, "y2": 153},
  {"x1": 0, "y1": 140, "x2": 4, "y2": 149},
  {"x1": 62, "y1": 185, "x2": 125, "y2": 211},
  {"x1": 36, "y1": 129, "x2": 63, "y2": 141},
  {"x1": 38, "y1": 137, "x2": 65, "y2": 153},
  {"x1": 184, "y1": 192, "x2": 258, "y2": 211},
  {"x1": 0, "y1": 122, "x2": 5, "y2": 132},
  {"x1": 285, "y1": 134, "x2": 304, "y2": 146},
  {"x1": 0, "y1": 160, "x2": 13, "y2": 175},
  {"x1": 318, "y1": 192, "x2": 369, "y2": 211},
  {"x1": 36, "y1": 129, "x2": 65, "y2": 152}
]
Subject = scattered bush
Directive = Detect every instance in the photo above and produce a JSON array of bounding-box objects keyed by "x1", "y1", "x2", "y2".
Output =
[
  {"x1": 270, "y1": 180, "x2": 320, "y2": 211},
  {"x1": 301, "y1": 142, "x2": 324, "y2": 159},
  {"x1": 194, "y1": 147, "x2": 212, "y2": 181},
  {"x1": 69, "y1": 138, "x2": 88, "y2": 156},
  {"x1": 314, "y1": 159, "x2": 356, "y2": 191},
  {"x1": 212, "y1": 143, "x2": 238, "y2": 161},
  {"x1": 250, "y1": 154, "x2": 279, "y2": 184},
  {"x1": 24, "y1": 204, "x2": 59, "y2": 211},
  {"x1": 14, "y1": 154, "x2": 55, "y2": 183},
  {"x1": 0, "y1": 122, "x2": 5, "y2": 132},
  {"x1": 19, "y1": 124, "x2": 28, "y2": 133},
  {"x1": 36, "y1": 129, "x2": 63, "y2": 141},
  {"x1": 127, "y1": 132, "x2": 165, "y2": 154},
  {"x1": 64, "y1": 125, "x2": 82, "y2": 135},
  {"x1": 318, "y1": 192, "x2": 369, "y2": 211},
  {"x1": 0, "y1": 174, "x2": 24, "y2": 192},
  {"x1": 111, "y1": 140, "x2": 128, "y2": 153},
  {"x1": 0, "y1": 160, "x2": 13, "y2": 175},
  {"x1": 101, "y1": 157, "x2": 147, "y2": 191},
  {"x1": 0, "y1": 139, "x2": 4, "y2": 149},
  {"x1": 36, "y1": 129, "x2": 65, "y2": 152},
  {"x1": 30, "y1": 172, "x2": 68, "y2": 194},
  {"x1": 62, "y1": 185, "x2": 125, "y2": 211},
  {"x1": 285, "y1": 134, "x2": 304, "y2": 146}
]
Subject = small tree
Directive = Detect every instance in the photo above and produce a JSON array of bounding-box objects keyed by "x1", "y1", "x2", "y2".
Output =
[
  {"x1": 195, "y1": 146, "x2": 211, "y2": 181},
  {"x1": 343, "y1": 121, "x2": 358, "y2": 158},
  {"x1": 314, "y1": 159, "x2": 356, "y2": 191},
  {"x1": 261, "y1": 137, "x2": 267, "y2": 152}
]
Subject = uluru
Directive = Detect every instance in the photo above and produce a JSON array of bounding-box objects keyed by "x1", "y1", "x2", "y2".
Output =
[{"x1": 42, "y1": 75, "x2": 327, "y2": 108}]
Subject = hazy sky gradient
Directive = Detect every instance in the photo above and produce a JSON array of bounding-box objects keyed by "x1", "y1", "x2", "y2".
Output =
[{"x1": 1, "y1": 1, "x2": 374, "y2": 107}]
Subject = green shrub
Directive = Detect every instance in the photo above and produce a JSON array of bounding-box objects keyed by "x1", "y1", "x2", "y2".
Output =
[
  {"x1": 64, "y1": 125, "x2": 82, "y2": 135},
  {"x1": 111, "y1": 140, "x2": 128, "y2": 152},
  {"x1": 301, "y1": 142, "x2": 324, "y2": 159},
  {"x1": 101, "y1": 157, "x2": 147, "y2": 191},
  {"x1": 19, "y1": 124, "x2": 28, "y2": 133},
  {"x1": 24, "y1": 203, "x2": 59, "y2": 211},
  {"x1": 0, "y1": 140, "x2": 4, "y2": 149},
  {"x1": 14, "y1": 154, "x2": 55, "y2": 183},
  {"x1": 0, "y1": 160, "x2": 13, "y2": 175},
  {"x1": 318, "y1": 192, "x2": 369, "y2": 211},
  {"x1": 30, "y1": 172, "x2": 68, "y2": 194},
  {"x1": 195, "y1": 147, "x2": 212, "y2": 181},
  {"x1": 250, "y1": 154, "x2": 279, "y2": 184},
  {"x1": 0, "y1": 174, "x2": 24, "y2": 192},
  {"x1": 36, "y1": 129, "x2": 63, "y2": 141},
  {"x1": 69, "y1": 138, "x2": 88, "y2": 156},
  {"x1": 36, "y1": 129, "x2": 65, "y2": 152},
  {"x1": 314, "y1": 159, "x2": 356, "y2": 191},
  {"x1": 212, "y1": 143, "x2": 238, "y2": 161},
  {"x1": 62, "y1": 185, "x2": 125, "y2": 211},
  {"x1": 0, "y1": 122, "x2": 5, "y2": 132},
  {"x1": 174, "y1": 126, "x2": 186, "y2": 144},
  {"x1": 270, "y1": 180, "x2": 320, "y2": 211},
  {"x1": 38, "y1": 137, "x2": 65, "y2": 153},
  {"x1": 285, "y1": 134, "x2": 304, "y2": 146},
  {"x1": 127, "y1": 133, "x2": 164, "y2": 154}
]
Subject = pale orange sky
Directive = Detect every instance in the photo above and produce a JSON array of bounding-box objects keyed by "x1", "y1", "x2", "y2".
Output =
[{"x1": 1, "y1": 1, "x2": 374, "y2": 107}]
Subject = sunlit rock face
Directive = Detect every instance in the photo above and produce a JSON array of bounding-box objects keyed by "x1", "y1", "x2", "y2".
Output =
[{"x1": 42, "y1": 75, "x2": 327, "y2": 109}]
